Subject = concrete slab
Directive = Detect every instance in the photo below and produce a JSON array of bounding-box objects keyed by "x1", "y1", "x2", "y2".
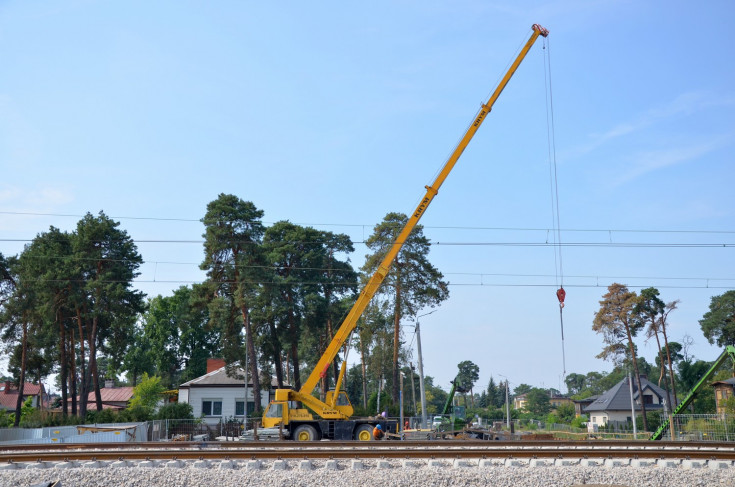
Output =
[
  {"x1": 554, "y1": 459, "x2": 579, "y2": 466},
  {"x1": 604, "y1": 458, "x2": 630, "y2": 468},
  {"x1": 580, "y1": 458, "x2": 603, "y2": 467}
]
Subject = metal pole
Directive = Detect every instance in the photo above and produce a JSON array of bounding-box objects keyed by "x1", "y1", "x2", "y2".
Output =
[
  {"x1": 400, "y1": 372, "x2": 404, "y2": 438},
  {"x1": 628, "y1": 371, "x2": 637, "y2": 440},
  {"x1": 409, "y1": 363, "x2": 417, "y2": 417},
  {"x1": 505, "y1": 381, "x2": 510, "y2": 428},
  {"x1": 244, "y1": 338, "x2": 248, "y2": 431},
  {"x1": 499, "y1": 374, "x2": 510, "y2": 429},
  {"x1": 416, "y1": 320, "x2": 428, "y2": 429}
]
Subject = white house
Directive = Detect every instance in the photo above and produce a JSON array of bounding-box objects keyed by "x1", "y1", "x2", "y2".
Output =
[{"x1": 178, "y1": 359, "x2": 281, "y2": 424}]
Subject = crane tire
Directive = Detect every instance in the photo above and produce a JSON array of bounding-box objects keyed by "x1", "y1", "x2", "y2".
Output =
[
  {"x1": 293, "y1": 424, "x2": 319, "y2": 441},
  {"x1": 354, "y1": 424, "x2": 374, "y2": 441}
]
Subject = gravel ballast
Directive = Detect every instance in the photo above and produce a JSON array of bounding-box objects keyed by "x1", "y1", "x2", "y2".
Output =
[{"x1": 2, "y1": 459, "x2": 735, "y2": 487}]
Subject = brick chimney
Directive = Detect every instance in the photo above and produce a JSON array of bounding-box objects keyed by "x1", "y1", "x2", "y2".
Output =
[{"x1": 207, "y1": 358, "x2": 226, "y2": 373}]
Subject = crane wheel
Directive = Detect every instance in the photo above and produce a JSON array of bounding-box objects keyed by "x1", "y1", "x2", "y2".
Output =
[
  {"x1": 354, "y1": 424, "x2": 374, "y2": 441},
  {"x1": 293, "y1": 424, "x2": 319, "y2": 441}
]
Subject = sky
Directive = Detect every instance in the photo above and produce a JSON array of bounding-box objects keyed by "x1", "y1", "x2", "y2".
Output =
[{"x1": 1, "y1": 1, "x2": 734, "y2": 397}]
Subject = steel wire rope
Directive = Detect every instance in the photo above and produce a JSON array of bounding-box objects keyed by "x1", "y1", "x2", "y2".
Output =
[{"x1": 541, "y1": 34, "x2": 567, "y2": 379}]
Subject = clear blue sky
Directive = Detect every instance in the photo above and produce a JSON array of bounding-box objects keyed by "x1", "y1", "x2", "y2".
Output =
[{"x1": 2, "y1": 1, "x2": 734, "y2": 395}]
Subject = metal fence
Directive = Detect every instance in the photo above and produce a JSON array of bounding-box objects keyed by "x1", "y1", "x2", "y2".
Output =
[
  {"x1": 147, "y1": 419, "x2": 247, "y2": 442},
  {"x1": 658, "y1": 414, "x2": 735, "y2": 442}
]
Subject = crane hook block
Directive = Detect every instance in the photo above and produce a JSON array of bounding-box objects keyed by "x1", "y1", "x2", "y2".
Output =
[{"x1": 556, "y1": 287, "x2": 566, "y2": 308}]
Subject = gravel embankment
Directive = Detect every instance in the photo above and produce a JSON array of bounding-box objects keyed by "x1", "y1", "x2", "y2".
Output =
[{"x1": 2, "y1": 460, "x2": 735, "y2": 487}]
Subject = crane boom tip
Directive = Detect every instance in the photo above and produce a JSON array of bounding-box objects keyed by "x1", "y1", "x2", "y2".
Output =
[{"x1": 532, "y1": 24, "x2": 549, "y2": 37}]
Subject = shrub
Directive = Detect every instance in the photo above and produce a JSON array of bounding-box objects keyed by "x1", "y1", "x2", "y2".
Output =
[{"x1": 155, "y1": 402, "x2": 194, "y2": 420}]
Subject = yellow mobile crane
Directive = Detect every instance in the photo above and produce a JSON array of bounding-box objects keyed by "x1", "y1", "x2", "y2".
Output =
[{"x1": 262, "y1": 24, "x2": 549, "y2": 441}]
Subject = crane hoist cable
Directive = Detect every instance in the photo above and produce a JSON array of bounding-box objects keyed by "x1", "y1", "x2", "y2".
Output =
[{"x1": 542, "y1": 33, "x2": 566, "y2": 378}]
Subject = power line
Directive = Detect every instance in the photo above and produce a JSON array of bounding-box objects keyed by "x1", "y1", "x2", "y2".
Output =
[
  {"x1": 2, "y1": 211, "x2": 734, "y2": 235},
  {"x1": 2, "y1": 238, "x2": 733, "y2": 248}
]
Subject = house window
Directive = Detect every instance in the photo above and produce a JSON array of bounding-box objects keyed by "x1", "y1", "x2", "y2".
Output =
[
  {"x1": 235, "y1": 401, "x2": 256, "y2": 416},
  {"x1": 643, "y1": 394, "x2": 653, "y2": 405},
  {"x1": 202, "y1": 399, "x2": 222, "y2": 416}
]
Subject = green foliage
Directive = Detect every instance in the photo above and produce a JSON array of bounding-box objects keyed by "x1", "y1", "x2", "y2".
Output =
[
  {"x1": 0, "y1": 409, "x2": 14, "y2": 428},
  {"x1": 571, "y1": 414, "x2": 588, "y2": 429},
  {"x1": 554, "y1": 403, "x2": 576, "y2": 424},
  {"x1": 635, "y1": 411, "x2": 661, "y2": 432},
  {"x1": 367, "y1": 390, "x2": 393, "y2": 416},
  {"x1": 155, "y1": 402, "x2": 194, "y2": 420},
  {"x1": 17, "y1": 397, "x2": 44, "y2": 428},
  {"x1": 525, "y1": 388, "x2": 551, "y2": 418},
  {"x1": 513, "y1": 383, "x2": 533, "y2": 396},
  {"x1": 699, "y1": 291, "x2": 735, "y2": 348},
  {"x1": 128, "y1": 373, "x2": 165, "y2": 414}
]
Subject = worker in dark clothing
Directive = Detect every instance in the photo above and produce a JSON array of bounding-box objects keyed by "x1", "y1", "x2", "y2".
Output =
[{"x1": 373, "y1": 424, "x2": 384, "y2": 440}]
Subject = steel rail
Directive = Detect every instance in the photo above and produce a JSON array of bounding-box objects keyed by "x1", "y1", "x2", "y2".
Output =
[
  {"x1": 2, "y1": 441, "x2": 735, "y2": 463},
  {"x1": 3, "y1": 439, "x2": 735, "y2": 451}
]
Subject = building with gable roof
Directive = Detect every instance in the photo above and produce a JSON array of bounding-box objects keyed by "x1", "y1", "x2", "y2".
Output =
[
  {"x1": 178, "y1": 359, "x2": 282, "y2": 424},
  {"x1": 0, "y1": 381, "x2": 46, "y2": 411},
  {"x1": 584, "y1": 375, "x2": 671, "y2": 426}
]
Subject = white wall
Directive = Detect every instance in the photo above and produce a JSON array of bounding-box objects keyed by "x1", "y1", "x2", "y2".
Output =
[{"x1": 180, "y1": 386, "x2": 271, "y2": 424}]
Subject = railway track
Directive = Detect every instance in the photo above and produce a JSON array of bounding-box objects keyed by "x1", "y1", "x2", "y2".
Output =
[{"x1": 3, "y1": 440, "x2": 735, "y2": 463}]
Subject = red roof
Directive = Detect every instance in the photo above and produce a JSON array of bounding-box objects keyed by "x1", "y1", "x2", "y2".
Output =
[
  {"x1": 0, "y1": 382, "x2": 45, "y2": 410},
  {"x1": 68, "y1": 387, "x2": 134, "y2": 405}
]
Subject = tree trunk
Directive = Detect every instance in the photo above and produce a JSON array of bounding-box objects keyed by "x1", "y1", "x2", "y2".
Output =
[
  {"x1": 241, "y1": 306, "x2": 261, "y2": 412},
  {"x1": 392, "y1": 274, "x2": 402, "y2": 403},
  {"x1": 653, "y1": 330, "x2": 673, "y2": 411},
  {"x1": 70, "y1": 329, "x2": 77, "y2": 416},
  {"x1": 59, "y1": 313, "x2": 68, "y2": 417},
  {"x1": 89, "y1": 315, "x2": 102, "y2": 412},
  {"x1": 360, "y1": 335, "x2": 368, "y2": 410},
  {"x1": 291, "y1": 342, "x2": 301, "y2": 391},
  {"x1": 661, "y1": 322, "x2": 679, "y2": 405},
  {"x1": 626, "y1": 323, "x2": 649, "y2": 431},
  {"x1": 268, "y1": 320, "x2": 283, "y2": 387},
  {"x1": 14, "y1": 318, "x2": 28, "y2": 426},
  {"x1": 319, "y1": 335, "x2": 327, "y2": 401},
  {"x1": 75, "y1": 308, "x2": 88, "y2": 418}
]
